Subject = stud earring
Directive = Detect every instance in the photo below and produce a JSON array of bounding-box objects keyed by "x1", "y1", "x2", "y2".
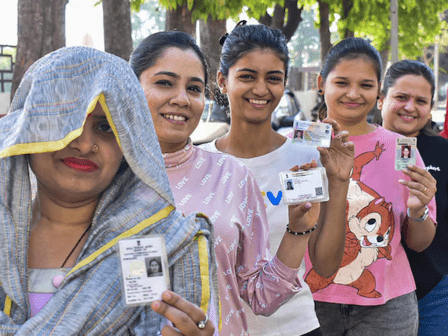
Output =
[
  {"x1": 318, "y1": 89, "x2": 323, "y2": 95},
  {"x1": 377, "y1": 96, "x2": 380, "y2": 99}
]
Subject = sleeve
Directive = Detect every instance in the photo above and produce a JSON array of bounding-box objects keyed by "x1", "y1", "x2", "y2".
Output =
[{"x1": 235, "y1": 170, "x2": 303, "y2": 316}]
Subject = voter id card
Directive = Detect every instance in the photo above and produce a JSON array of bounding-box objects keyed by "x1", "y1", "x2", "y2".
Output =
[
  {"x1": 279, "y1": 167, "x2": 329, "y2": 205},
  {"x1": 118, "y1": 235, "x2": 170, "y2": 307},
  {"x1": 292, "y1": 121, "x2": 332, "y2": 147},
  {"x1": 395, "y1": 137, "x2": 417, "y2": 171}
]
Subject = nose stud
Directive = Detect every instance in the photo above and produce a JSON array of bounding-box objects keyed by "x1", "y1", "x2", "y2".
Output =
[{"x1": 93, "y1": 144, "x2": 99, "y2": 153}]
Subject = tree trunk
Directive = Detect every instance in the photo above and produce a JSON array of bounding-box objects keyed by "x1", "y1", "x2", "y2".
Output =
[
  {"x1": 11, "y1": 0, "x2": 68, "y2": 101},
  {"x1": 318, "y1": 0, "x2": 332, "y2": 63},
  {"x1": 103, "y1": 0, "x2": 133, "y2": 61},
  {"x1": 199, "y1": 17, "x2": 226, "y2": 99},
  {"x1": 165, "y1": 3, "x2": 196, "y2": 37},
  {"x1": 342, "y1": 0, "x2": 354, "y2": 38}
]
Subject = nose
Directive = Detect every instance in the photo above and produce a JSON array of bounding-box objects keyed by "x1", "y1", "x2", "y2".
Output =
[
  {"x1": 68, "y1": 125, "x2": 97, "y2": 155},
  {"x1": 253, "y1": 78, "x2": 269, "y2": 96},
  {"x1": 404, "y1": 99, "x2": 416, "y2": 112},
  {"x1": 346, "y1": 85, "x2": 360, "y2": 100},
  {"x1": 170, "y1": 88, "x2": 190, "y2": 107}
]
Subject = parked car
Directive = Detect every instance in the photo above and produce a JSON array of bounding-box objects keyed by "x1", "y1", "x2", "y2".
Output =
[
  {"x1": 191, "y1": 99, "x2": 230, "y2": 145},
  {"x1": 271, "y1": 89, "x2": 306, "y2": 131}
]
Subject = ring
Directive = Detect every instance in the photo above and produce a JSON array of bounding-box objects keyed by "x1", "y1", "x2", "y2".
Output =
[
  {"x1": 197, "y1": 314, "x2": 208, "y2": 329},
  {"x1": 424, "y1": 186, "x2": 427, "y2": 192}
]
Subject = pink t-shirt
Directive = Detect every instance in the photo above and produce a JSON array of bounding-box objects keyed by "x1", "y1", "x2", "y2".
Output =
[
  {"x1": 164, "y1": 142, "x2": 302, "y2": 335},
  {"x1": 304, "y1": 126, "x2": 436, "y2": 305}
]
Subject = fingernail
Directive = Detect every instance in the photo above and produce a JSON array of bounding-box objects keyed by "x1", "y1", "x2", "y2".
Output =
[
  {"x1": 152, "y1": 301, "x2": 160, "y2": 310},
  {"x1": 398, "y1": 179, "x2": 405, "y2": 184},
  {"x1": 305, "y1": 202, "x2": 312, "y2": 209},
  {"x1": 407, "y1": 164, "x2": 414, "y2": 168},
  {"x1": 402, "y1": 168, "x2": 409, "y2": 173},
  {"x1": 163, "y1": 290, "x2": 172, "y2": 300}
]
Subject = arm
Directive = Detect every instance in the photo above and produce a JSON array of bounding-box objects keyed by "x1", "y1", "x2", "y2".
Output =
[
  {"x1": 308, "y1": 118, "x2": 355, "y2": 278},
  {"x1": 400, "y1": 163, "x2": 437, "y2": 252}
]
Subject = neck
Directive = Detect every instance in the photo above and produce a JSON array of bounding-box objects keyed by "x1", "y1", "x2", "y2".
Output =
[
  {"x1": 216, "y1": 119, "x2": 285, "y2": 158},
  {"x1": 32, "y1": 187, "x2": 98, "y2": 230},
  {"x1": 328, "y1": 115, "x2": 377, "y2": 136}
]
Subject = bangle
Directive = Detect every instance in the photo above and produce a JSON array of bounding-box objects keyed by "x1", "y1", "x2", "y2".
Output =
[
  {"x1": 286, "y1": 223, "x2": 318, "y2": 235},
  {"x1": 407, "y1": 206, "x2": 429, "y2": 222}
]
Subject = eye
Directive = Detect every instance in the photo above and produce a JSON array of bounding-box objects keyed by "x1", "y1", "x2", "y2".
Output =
[
  {"x1": 335, "y1": 81, "x2": 347, "y2": 86},
  {"x1": 361, "y1": 83, "x2": 374, "y2": 88},
  {"x1": 395, "y1": 95, "x2": 406, "y2": 101},
  {"x1": 365, "y1": 218, "x2": 377, "y2": 232},
  {"x1": 188, "y1": 84, "x2": 203, "y2": 93},
  {"x1": 417, "y1": 99, "x2": 429, "y2": 105},
  {"x1": 239, "y1": 74, "x2": 254, "y2": 80},
  {"x1": 268, "y1": 76, "x2": 283, "y2": 83},
  {"x1": 155, "y1": 80, "x2": 173, "y2": 87},
  {"x1": 94, "y1": 120, "x2": 115, "y2": 138}
]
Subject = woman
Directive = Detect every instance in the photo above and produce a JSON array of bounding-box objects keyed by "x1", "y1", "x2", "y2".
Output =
[
  {"x1": 378, "y1": 59, "x2": 448, "y2": 335},
  {"x1": 130, "y1": 30, "x2": 339, "y2": 336},
  {"x1": 0, "y1": 46, "x2": 217, "y2": 335},
  {"x1": 302, "y1": 38, "x2": 437, "y2": 336},
  {"x1": 200, "y1": 23, "x2": 354, "y2": 335},
  {"x1": 147, "y1": 258, "x2": 163, "y2": 277}
]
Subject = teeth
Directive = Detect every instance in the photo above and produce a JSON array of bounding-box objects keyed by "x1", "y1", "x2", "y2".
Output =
[
  {"x1": 163, "y1": 114, "x2": 186, "y2": 121},
  {"x1": 249, "y1": 99, "x2": 268, "y2": 105}
]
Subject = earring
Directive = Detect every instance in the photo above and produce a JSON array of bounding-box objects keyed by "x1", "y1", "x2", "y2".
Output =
[
  {"x1": 318, "y1": 89, "x2": 323, "y2": 95},
  {"x1": 93, "y1": 144, "x2": 99, "y2": 153},
  {"x1": 377, "y1": 96, "x2": 380, "y2": 99}
]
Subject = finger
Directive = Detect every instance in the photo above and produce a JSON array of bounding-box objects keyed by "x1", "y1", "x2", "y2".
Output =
[
  {"x1": 160, "y1": 325, "x2": 183, "y2": 336},
  {"x1": 162, "y1": 291, "x2": 207, "y2": 323},
  {"x1": 321, "y1": 118, "x2": 341, "y2": 134},
  {"x1": 401, "y1": 167, "x2": 435, "y2": 186},
  {"x1": 334, "y1": 130, "x2": 349, "y2": 142},
  {"x1": 289, "y1": 165, "x2": 299, "y2": 172}
]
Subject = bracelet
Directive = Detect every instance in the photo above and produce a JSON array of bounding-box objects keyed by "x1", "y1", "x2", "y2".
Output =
[
  {"x1": 407, "y1": 206, "x2": 429, "y2": 222},
  {"x1": 286, "y1": 223, "x2": 318, "y2": 235}
]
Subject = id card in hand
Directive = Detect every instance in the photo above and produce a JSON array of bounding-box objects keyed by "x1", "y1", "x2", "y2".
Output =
[
  {"x1": 118, "y1": 235, "x2": 170, "y2": 307},
  {"x1": 279, "y1": 167, "x2": 329, "y2": 205},
  {"x1": 395, "y1": 137, "x2": 417, "y2": 171},
  {"x1": 292, "y1": 121, "x2": 332, "y2": 147}
]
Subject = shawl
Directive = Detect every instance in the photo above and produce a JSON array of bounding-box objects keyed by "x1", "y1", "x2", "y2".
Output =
[{"x1": 0, "y1": 46, "x2": 218, "y2": 335}]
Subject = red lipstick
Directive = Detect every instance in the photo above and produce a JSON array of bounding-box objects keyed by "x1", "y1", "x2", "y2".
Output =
[{"x1": 62, "y1": 157, "x2": 99, "y2": 172}]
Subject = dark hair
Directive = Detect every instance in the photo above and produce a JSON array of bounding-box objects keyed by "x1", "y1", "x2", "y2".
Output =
[
  {"x1": 219, "y1": 23, "x2": 289, "y2": 82},
  {"x1": 129, "y1": 31, "x2": 209, "y2": 89},
  {"x1": 381, "y1": 59, "x2": 436, "y2": 136},
  {"x1": 382, "y1": 60, "x2": 435, "y2": 106},
  {"x1": 148, "y1": 258, "x2": 162, "y2": 272},
  {"x1": 318, "y1": 38, "x2": 382, "y2": 120}
]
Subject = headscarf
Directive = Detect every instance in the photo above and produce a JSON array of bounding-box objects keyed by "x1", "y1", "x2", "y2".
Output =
[{"x1": 0, "y1": 46, "x2": 218, "y2": 335}]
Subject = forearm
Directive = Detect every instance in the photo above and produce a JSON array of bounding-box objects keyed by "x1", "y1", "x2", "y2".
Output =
[
  {"x1": 308, "y1": 179, "x2": 348, "y2": 278},
  {"x1": 402, "y1": 211, "x2": 436, "y2": 252},
  {"x1": 276, "y1": 231, "x2": 311, "y2": 269}
]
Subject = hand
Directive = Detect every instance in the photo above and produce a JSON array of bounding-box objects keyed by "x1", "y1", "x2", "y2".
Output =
[
  {"x1": 317, "y1": 118, "x2": 354, "y2": 182},
  {"x1": 151, "y1": 290, "x2": 214, "y2": 336},
  {"x1": 399, "y1": 164, "x2": 437, "y2": 218},
  {"x1": 287, "y1": 163, "x2": 320, "y2": 232}
]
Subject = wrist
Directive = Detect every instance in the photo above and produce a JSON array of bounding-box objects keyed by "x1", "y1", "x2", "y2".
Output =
[
  {"x1": 286, "y1": 223, "x2": 317, "y2": 235},
  {"x1": 407, "y1": 206, "x2": 429, "y2": 222}
]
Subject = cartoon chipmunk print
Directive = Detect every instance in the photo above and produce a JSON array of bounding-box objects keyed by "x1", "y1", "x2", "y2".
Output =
[{"x1": 306, "y1": 142, "x2": 394, "y2": 298}]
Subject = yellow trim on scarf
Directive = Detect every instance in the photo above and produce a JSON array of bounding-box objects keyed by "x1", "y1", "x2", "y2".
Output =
[
  {"x1": 3, "y1": 296, "x2": 11, "y2": 317},
  {"x1": 66, "y1": 205, "x2": 174, "y2": 277},
  {"x1": 96, "y1": 93, "x2": 122, "y2": 150},
  {"x1": 0, "y1": 93, "x2": 121, "y2": 158}
]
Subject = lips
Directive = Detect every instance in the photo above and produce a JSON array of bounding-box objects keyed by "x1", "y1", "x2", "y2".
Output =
[
  {"x1": 62, "y1": 157, "x2": 99, "y2": 172},
  {"x1": 398, "y1": 113, "x2": 416, "y2": 122},
  {"x1": 342, "y1": 102, "x2": 363, "y2": 108}
]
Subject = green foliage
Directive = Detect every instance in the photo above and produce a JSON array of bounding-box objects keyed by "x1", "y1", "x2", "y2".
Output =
[{"x1": 131, "y1": 0, "x2": 166, "y2": 47}]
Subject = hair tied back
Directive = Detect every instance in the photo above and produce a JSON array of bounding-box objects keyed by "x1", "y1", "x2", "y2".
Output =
[{"x1": 219, "y1": 20, "x2": 247, "y2": 46}]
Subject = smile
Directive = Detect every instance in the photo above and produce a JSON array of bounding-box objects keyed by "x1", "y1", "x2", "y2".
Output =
[
  {"x1": 62, "y1": 157, "x2": 99, "y2": 172},
  {"x1": 162, "y1": 114, "x2": 187, "y2": 122},
  {"x1": 342, "y1": 102, "x2": 363, "y2": 108},
  {"x1": 247, "y1": 98, "x2": 269, "y2": 106},
  {"x1": 398, "y1": 113, "x2": 417, "y2": 122}
]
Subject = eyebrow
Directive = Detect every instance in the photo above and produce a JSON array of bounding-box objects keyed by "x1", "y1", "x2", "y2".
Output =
[
  {"x1": 236, "y1": 68, "x2": 284, "y2": 75},
  {"x1": 334, "y1": 76, "x2": 375, "y2": 82},
  {"x1": 154, "y1": 71, "x2": 205, "y2": 85}
]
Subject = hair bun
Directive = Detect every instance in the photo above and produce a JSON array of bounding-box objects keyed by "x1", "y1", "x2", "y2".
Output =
[{"x1": 219, "y1": 33, "x2": 229, "y2": 46}]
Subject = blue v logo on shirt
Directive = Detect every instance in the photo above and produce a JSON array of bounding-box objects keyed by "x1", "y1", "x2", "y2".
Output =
[{"x1": 266, "y1": 190, "x2": 283, "y2": 206}]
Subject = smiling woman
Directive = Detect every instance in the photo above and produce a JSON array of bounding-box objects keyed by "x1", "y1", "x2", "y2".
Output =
[{"x1": 0, "y1": 46, "x2": 218, "y2": 336}]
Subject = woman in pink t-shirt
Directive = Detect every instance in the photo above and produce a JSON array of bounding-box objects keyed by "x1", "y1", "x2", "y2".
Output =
[
  {"x1": 304, "y1": 37, "x2": 437, "y2": 336},
  {"x1": 130, "y1": 30, "x2": 353, "y2": 335}
]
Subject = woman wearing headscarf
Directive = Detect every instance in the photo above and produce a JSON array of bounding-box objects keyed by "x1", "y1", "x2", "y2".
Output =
[{"x1": 0, "y1": 46, "x2": 218, "y2": 335}]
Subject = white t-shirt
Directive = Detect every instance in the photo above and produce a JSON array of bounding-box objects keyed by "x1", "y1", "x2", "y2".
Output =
[{"x1": 201, "y1": 138, "x2": 321, "y2": 335}]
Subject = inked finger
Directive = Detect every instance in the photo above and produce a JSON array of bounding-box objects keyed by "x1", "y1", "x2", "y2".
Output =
[{"x1": 161, "y1": 291, "x2": 207, "y2": 324}]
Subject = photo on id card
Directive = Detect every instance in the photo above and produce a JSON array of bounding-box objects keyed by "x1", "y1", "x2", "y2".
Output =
[
  {"x1": 395, "y1": 137, "x2": 417, "y2": 171},
  {"x1": 118, "y1": 235, "x2": 169, "y2": 307}
]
